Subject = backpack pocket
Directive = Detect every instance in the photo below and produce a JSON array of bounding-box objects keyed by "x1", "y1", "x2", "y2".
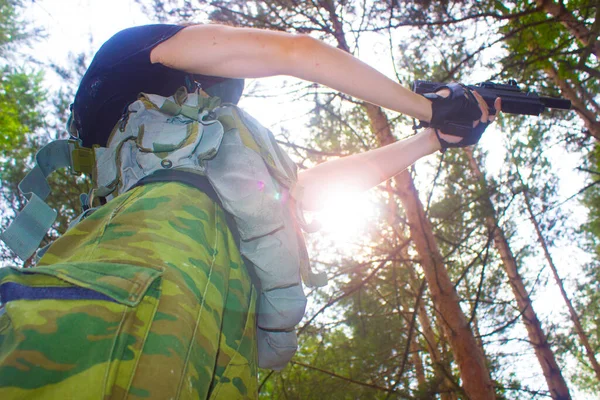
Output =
[
  {"x1": 205, "y1": 128, "x2": 285, "y2": 241},
  {"x1": 136, "y1": 110, "x2": 201, "y2": 154},
  {"x1": 135, "y1": 109, "x2": 204, "y2": 174}
]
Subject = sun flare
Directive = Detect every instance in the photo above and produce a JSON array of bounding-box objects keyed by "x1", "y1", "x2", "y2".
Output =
[{"x1": 312, "y1": 188, "x2": 377, "y2": 245}]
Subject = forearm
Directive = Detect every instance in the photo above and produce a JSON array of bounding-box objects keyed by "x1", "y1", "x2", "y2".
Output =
[
  {"x1": 296, "y1": 128, "x2": 440, "y2": 211},
  {"x1": 288, "y1": 36, "x2": 432, "y2": 122}
]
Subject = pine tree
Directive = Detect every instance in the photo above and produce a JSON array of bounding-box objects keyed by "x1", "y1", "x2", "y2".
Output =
[{"x1": 0, "y1": 1, "x2": 92, "y2": 266}]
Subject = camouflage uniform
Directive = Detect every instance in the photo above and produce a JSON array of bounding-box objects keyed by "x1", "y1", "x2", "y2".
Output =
[{"x1": 0, "y1": 182, "x2": 258, "y2": 399}]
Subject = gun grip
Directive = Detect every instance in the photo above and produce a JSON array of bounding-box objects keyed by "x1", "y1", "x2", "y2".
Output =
[
  {"x1": 439, "y1": 120, "x2": 473, "y2": 137},
  {"x1": 413, "y1": 119, "x2": 431, "y2": 130},
  {"x1": 415, "y1": 119, "x2": 473, "y2": 137}
]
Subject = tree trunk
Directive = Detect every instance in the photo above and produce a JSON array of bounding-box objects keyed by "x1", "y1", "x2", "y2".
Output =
[
  {"x1": 521, "y1": 185, "x2": 600, "y2": 383},
  {"x1": 465, "y1": 148, "x2": 572, "y2": 400},
  {"x1": 410, "y1": 319, "x2": 427, "y2": 387},
  {"x1": 534, "y1": 0, "x2": 600, "y2": 58},
  {"x1": 392, "y1": 192, "x2": 460, "y2": 400},
  {"x1": 318, "y1": 3, "x2": 496, "y2": 398},
  {"x1": 407, "y1": 265, "x2": 459, "y2": 400},
  {"x1": 393, "y1": 168, "x2": 494, "y2": 399},
  {"x1": 545, "y1": 64, "x2": 600, "y2": 140},
  {"x1": 417, "y1": 298, "x2": 460, "y2": 400}
]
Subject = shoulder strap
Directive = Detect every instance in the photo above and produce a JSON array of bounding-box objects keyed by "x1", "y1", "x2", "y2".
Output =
[{"x1": 0, "y1": 140, "x2": 94, "y2": 260}]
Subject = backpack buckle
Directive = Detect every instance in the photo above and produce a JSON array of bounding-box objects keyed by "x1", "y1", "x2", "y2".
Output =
[{"x1": 68, "y1": 140, "x2": 95, "y2": 175}]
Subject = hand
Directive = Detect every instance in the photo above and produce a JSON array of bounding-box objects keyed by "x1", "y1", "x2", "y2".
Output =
[{"x1": 432, "y1": 87, "x2": 502, "y2": 148}]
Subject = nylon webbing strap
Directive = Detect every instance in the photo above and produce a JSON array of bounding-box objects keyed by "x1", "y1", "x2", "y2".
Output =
[
  {"x1": 1, "y1": 140, "x2": 77, "y2": 260},
  {"x1": 160, "y1": 98, "x2": 222, "y2": 120}
]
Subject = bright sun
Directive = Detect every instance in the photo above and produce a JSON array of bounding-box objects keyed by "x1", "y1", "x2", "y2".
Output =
[{"x1": 311, "y1": 188, "x2": 377, "y2": 246}]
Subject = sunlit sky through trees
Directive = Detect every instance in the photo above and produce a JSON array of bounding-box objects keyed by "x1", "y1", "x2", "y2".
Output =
[{"x1": 15, "y1": 1, "x2": 597, "y2": 398}]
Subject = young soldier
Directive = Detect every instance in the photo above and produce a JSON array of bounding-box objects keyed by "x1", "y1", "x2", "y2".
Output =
[{"x1": 0, "y1": 24, "x2": 499, "y2": 399}]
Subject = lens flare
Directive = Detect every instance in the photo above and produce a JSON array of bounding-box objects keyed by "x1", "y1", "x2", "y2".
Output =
[{"x1": 313, "y1": 187, "x2": 376, "y2": 245}]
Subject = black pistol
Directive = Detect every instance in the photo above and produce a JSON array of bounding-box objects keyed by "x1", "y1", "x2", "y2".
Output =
[{"x1": 412, "y1": 80, "x2": 571, "y2": 135}]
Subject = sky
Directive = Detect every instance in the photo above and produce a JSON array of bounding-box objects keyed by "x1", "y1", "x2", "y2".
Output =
[
  {"x1": 29, "y1": 0, "x2": 150, "y2": 63},
  {"x1": 27, "y1": 0, "x2": 311, "y2": 123}
]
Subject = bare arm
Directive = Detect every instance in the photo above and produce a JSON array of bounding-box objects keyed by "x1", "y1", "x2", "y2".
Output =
[
  {"x1": 296, "y1": 96, "x2": 500, "y2": 211},
  {"x1": 151, "y1": 24, "x2": 433, "y2": 121},
  {"x1": 295, "y1": 128, "x2": 440, "y2": 211}
]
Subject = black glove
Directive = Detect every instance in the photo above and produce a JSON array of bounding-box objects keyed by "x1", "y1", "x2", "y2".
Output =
[
  {"x1": 416, "y1": 83, "x2": 490, "y2": 151},
  {"x1": 432, "y1": 123, "x2": 489, "y2": 152}
]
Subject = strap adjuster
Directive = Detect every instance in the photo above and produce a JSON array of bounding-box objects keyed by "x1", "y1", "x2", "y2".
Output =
[{"x1": 68, "y1": 140, "x2": 95, "y2": 175}]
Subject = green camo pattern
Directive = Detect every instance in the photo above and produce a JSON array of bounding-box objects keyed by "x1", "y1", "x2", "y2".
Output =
[{"x1": 0, "y1": 182, "x2": 258, "y2": 399}]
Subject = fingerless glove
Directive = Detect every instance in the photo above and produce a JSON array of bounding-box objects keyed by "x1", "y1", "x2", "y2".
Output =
[{"x1": 417, "y1": 83, "x2": 489, "y2": 151}]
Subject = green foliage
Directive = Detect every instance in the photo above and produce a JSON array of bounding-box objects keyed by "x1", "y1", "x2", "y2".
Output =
[
  {"x1": 497, "y1": 2, "x2": 600, "y2": 393},
  {"x1": 498, "y1": 0, "x2": 599, "y2": 97},
  {"x1": 0, "y1": 0, "x2": 45, "y2": 153},
  {"x1": 582, "y1": 144, "x2": 600, "y2": 257},
  {"x1": 551, "y1": 254, "x2": 600, "y2": 395},
  {"x1": 0, "y1": 1, "x2": 92, "y2": 266},
  {"x1": 566, "y1": 144, "x2": 600, "y2": 394},
  {"x1": 0, "y1": 67, "x2": 45, "y2": 152},
  {"x1": 266, "y1": 329, "x2": 395, "y2": 399},
  {"x1": 0, "y1": 0, "x2": 27, "y2": 55}
]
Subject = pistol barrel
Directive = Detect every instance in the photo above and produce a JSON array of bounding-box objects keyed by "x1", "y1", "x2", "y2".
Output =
[
  {"x1": 412, "y1": 80, "x2": 572, "y2": 116},
  {"x1": 540, "y1": 96, "x2": 571, "y2": 110}
]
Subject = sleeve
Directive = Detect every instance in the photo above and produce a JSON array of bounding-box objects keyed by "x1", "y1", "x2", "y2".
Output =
[
  {"x1": 89, "y1": 24, "x2": 186, "y2": 71},
  {"x1": 73, "y1": 24, "x2": 243, "y2": 148},
  {"x1": 72, "y1": 25, "x2": 188, "y2": 147}
]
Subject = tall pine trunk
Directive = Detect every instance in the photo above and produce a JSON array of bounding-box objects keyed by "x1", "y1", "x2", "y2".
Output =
[
  {"x1": 521, "y1": 185, "x2": 600, "y2": 383},
  {"x1": 393, "y1": 168, "x2": 494, "y2": 399},
  {"x1": 318, "y1": 3, "x2": 496, "y2": 396},
  {"x1": 407, "y1": 262, "x2": 459, "y2": 400},
  {"x1": 465, "y1": 148, "x2": 572, "y2": 400},
  {"x1": 393, "y1": 190, "x2": 460, "y2": 400}
]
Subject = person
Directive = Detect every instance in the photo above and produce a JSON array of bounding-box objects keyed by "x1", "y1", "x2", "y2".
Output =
[{"x1": 0, "y1": 24, "x2": 500, "y2": 399}]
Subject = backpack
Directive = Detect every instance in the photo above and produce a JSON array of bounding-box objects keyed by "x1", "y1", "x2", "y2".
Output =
[{"x1": 1, "y1": 87, "x2": 327, "y2": 370}]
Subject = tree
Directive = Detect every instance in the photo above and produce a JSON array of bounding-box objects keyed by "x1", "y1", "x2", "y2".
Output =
[
  {"x1": 494, "y1": 2, "x2": 600, "y2": 394},
  {"x1": 388, "y1": 2, "x2": 597, "y2": 396},
  {"x1": 0, "y1": 0, "x2": 92, "y2": 266},
  {"x1": 0, "y1": 0, "x2": 44, "y2": 152},
  {"x1": 465, "y1": 147, "x2": 571, "y2": 399}
]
